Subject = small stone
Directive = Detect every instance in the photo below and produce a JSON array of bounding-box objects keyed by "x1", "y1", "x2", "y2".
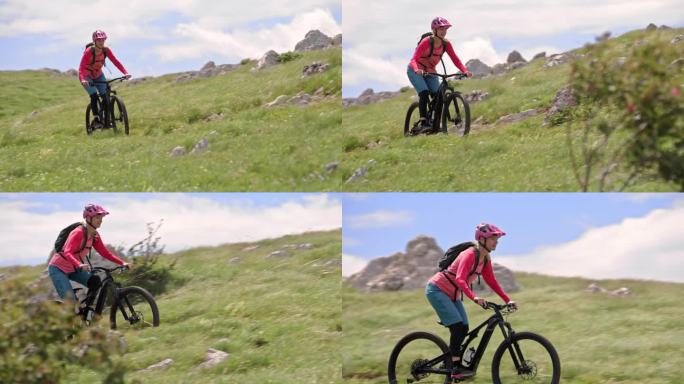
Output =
[{"x1": 170, "y1": 146, "x2": 186, "y2": 157}]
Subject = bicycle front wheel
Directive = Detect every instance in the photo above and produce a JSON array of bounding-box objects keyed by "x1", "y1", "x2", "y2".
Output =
[
  {"x1": 491, "y1": 331, "x2": 560, "y2": 384},
  {"x1": 110, "y1": 286, "x2": 159, "y2": 330},
  {"x1": 404, "y1": 101, "x2": 421, "y2": 137},
  {"x1": 110, "y1": 95, "x2": 129, "y2": 135},
  {"x1": 388, "y1": 331, "x2": 452, "y2": 384},
  {"x1": 442, "y1": 93, "x2": 471, "y2": 136}
]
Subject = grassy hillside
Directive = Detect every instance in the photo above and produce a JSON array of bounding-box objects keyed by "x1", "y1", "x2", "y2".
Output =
[
  {"x1": 342, "y1": 272, "x2": 684, "y2": 384},
  {"x1": 0, "y1": 48, "x2": 341, "y2": 191},
  {"x1": 2, "y1": 229, "x2": 342, "y2": 383},
  {"x1": 341, "y1": 28, "x2": 683, "y2": 191}
]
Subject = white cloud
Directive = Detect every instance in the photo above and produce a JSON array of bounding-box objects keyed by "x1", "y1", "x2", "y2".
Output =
[
  {"x1": 342, "y1": 253, "x2": 368, "y2": 277},
  {"x1": 154, "y1": 8, "x2": 341, "y2": 62},
  {"x1": 496, "y1": 202, "x2": 684, "y2": 282},
  {"x1": 0, "y1": 0, "x2": 340, "y2": 64},
  {"x1": 0, "y1": 194, "x2": 341, "y2": 266},
  {"x1": 346, "y1": 210, "x2": 413, "y2": 229}
]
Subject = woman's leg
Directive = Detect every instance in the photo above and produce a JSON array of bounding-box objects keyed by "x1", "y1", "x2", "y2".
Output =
[
  {"x1": 48, "y1": 265, "x2": 77, "y2": 301},
  {"x1": 93, "y1": 74, "x2": 108, "y2": 123},
  {"x1": 82, "y1": 77, "x2": 100, "y2": 121},
  {"x1": 407, "y1": 67, "x2": 431, "y2": 122},
  {"x1": 426, "y1": 284, "x2": 467, "y2": 356}
]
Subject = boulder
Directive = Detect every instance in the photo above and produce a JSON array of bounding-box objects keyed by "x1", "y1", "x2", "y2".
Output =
[
  {"x1": 302, "y1": 61, "x2": 330, "y2": 77},
  {"x1": 646, "y1": 23, "x2": 658, "y2": 31},
  {"x1": 497, "y1": 109, "x2": 538, "y2": 124},
  {"x1": 507, "y1": 50, "x2": 527, "y2": 64},
  {"x1": 463, "y1": 90, "x2": 489, "y2": 103},
  {"x1": 295, "y1": 30, "x2": 333, "y2": 51},
  {"x1": 332, "y1": 34, "x2": 342, "y2": 46},
  {"x1": 532, "y1": 52, "x2": 546, "y2": 61},
  {"x1": 465, "y1": 59, "x2": 491, "y2": 77},
  {"x1": 671, "y1": 35, "x2": 684, "y2": 45},
  {"x1": 197, "y1": 348, "x2": 229, "y2": 369},
  {"x1": 255, "y1": 50, "x2": 280, "y2": 70},
  {"x1": 544, "y1": 86, "x2": 577, "y2": 124},
  {"x1": 141, "y1": 358, "x2": 174, "y2": 372}
]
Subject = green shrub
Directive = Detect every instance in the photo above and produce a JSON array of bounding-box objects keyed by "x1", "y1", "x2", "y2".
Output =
[
  {"x1": 277, "y1": 51, "x2": 302, "y2": 63},
  {"x1": 0, "y1": 280, "x2": 126, "y2": 383},
  {"x1": 568, "y1": 36, "x2": 684, "y2": 190}
]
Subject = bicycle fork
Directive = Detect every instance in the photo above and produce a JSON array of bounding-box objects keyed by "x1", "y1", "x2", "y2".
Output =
[{"x1": 499, "y1": 322, "x2": 530, "y2": 375}]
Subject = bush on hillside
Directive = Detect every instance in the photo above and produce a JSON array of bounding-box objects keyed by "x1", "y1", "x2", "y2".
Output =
[
  {"x1": 0, "y1": 280, "x2": 127, "y2": 383},
  {"x1": 117, "y1": 220, "x2": 179, "y2": 297},
  {"x1": 568, "y1": 35, "x2": 684, "y2": 191},
  {"x1": 277, "y1": 51, "x2": 302, "y2": 63}
]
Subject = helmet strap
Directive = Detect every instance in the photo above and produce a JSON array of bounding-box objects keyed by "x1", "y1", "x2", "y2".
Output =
[{"x1": 478, "y1": 239, "x2": 492, "y2": 253}]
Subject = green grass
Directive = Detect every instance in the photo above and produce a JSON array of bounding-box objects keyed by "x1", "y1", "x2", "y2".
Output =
[
  {"x1": 342, "y1": 273, "x2": 684, "y2": 384},
  {"x1": 340, "y1": 28, "x2": 683, "y2": 191},
  {"x1": 2, "y1": 229, "x2": 342, "y2": 383},
  {"x1": 0, "y1": 49, "x2": 342, "y2": 191}
]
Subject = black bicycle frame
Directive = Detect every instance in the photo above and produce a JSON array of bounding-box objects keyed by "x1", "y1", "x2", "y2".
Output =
[
  {"x1": 89, "y1": 77, "x2": 125, "y2": 126},
  {"x1": 91, "y1": 268, "x2": 121, "y2": 315}
]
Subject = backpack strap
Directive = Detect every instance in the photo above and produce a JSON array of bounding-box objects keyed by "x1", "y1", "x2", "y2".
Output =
[
  {"x1": 442, "y1": 246, "x2": 481, "y2": 301},
  {"x1": 58, "y1": 224, "x2": 93, "y2": 261},
  {"x1": 90, "y1": 46, "x2": 108, "y2": 66}
]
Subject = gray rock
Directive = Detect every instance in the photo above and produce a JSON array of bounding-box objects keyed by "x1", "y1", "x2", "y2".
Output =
[
  {"x1": 170, "y1": 146, "x2": 186, "y2": 157},
  {"x1": 646, "y1": 23, "x2": 658, "y2": 31},
  {"x1": 200, "y1": 61, "x2": 216, "y2": 71},
  {"x1": 332, "y1": 34, "x2": 342, "y2": 46},
  {"x1": 242, "y1": 245, "x2": 259, "y2": 251},
  {"x1": 197, "y1": 348, "x2": 229, "y2": 369},
  {"x1": 532, "y1": 52, "x2": 546, "y2": 60},
  {"x1": 204, "y1": 113, "x2": 224, "y2": 122},
  {"x1": 544, "y1": 53, "x2": 573, "y2": 68},
  {"x1": 128, "y1": 76, "x2": 152, "y2": 85},
  {"x1": 264, "y1": 95, "x2": 288, "y2": 108},
  {"x1": 508, "y1": 61, "x2": 527, "y2": 71},
  {"x1": 668, "y1": 58, "x2": 684, "y2": 69},
  {"x1": 545, "y1": 86, "x2": 577, "y2": 124},
  {"x1": 595, "y1": 31, "x2": 611, "y2": 43},
  {"x1": 325, "y1": 161, "x2": 339, "y2": 172},
  {"x1": 659, "y1": 25, "x2": 672, "y2": 30},
  {"x1": 491, "y1": 63, "x2": 508, "y2": 75},
  {"x1": 671, "y1": 35, "x2": 684, "y2": 45},
  {"x1": 610, "y1": 287, "x2": 632, "y2": 297},
  {"x1": 295, "y1": 30, "x2": 333, "y2": 51},
  {"x1": 268, "y1": 250, "x2": 289, "y2": 258},
  {"x1": 65, "y1": 69, "x2": 78, "y2": 77},
  {"x1": 464, "y1": 90, "x2": 489, "y2": 103},
  {"x1": 497, "y1": 109, "x2": 538, "y2": 124},
  {"x1": 507, "y1": 50, "x2": 527, "y2": 64},
  {"x1": 344, "y1": 88, "x2": 402, "y2": 108},
  {"x1": 288, "y1": 92, "x2": 312, "y2": 106},
  {"x1": 229, "y1": 257, "x2": 242, "y2": 264},
  {"x1": 190, "y1": 138, "x2": 209, "y2": 154},
  {"x1": 255, "y1": 50, "x2": 280, "y2": 70},
  {"x1": 141, "y1": 358, "x2": 174, "y2": 372},
  {"x1": 302, "y1": 61, "x2": 330, "y2": 77},
  {"x1": 585, "y1": 283, "x2": 606, "y2": 293},
  {"x1": 465, "y1": 59, "x2": 491, "y2": 77},
  {"x1": 345, "y1": 160, "x2": 377, "y2": 184}
]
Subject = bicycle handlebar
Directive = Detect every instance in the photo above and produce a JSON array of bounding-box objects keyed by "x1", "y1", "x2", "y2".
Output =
[
  {"x1": 89, "y1": 76, "x2": 128, "y2": 85},
  {"x1": 91, "y1": 265, "x2": 128, "y2": 274},
  {"x1": 423, "y1": 72, "x2": 468, "y2": 80},
  {"x1": 485, "y1": 301, "x2": 517, "y2": 314}
]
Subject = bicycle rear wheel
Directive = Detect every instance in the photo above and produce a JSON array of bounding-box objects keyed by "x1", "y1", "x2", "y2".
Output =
[
  {"x1": 442, "y1": 93, "x2": 471, "y2": 136},
  {"x1": 388, "y1": 331, "x2": 452, "y2": 384},
  {"x1": 109, "y1": 286, "x2": 159, "y2": 330},
  {"x1": 110, "y1": 95, "x2": 129, "y2": 135},
  {"x1": 491, "y1": 332, "x2": 560, "y2": 384}
]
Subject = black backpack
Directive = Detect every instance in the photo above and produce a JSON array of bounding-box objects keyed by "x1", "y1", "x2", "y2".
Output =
[
  {"x1": 438, "y1": 241, "x2": 489, "y2": 300},
  {"x1": 85, "y1": 43, "x2": 108, "y2": 66},
  {"x1": 54, "y1": 223, "x2": 92, "y2": 257},
  {"x1": 417, "y1": 32, "x2": 445, "y2": 59}
]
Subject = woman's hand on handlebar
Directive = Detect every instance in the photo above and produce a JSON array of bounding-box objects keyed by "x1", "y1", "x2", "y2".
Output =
[
  {"x1": 79, "y1": 263, "x2": 92, "y2": 272},
  {"x1": 474, "y1": 296, "x2": 488, "y2": 309}
]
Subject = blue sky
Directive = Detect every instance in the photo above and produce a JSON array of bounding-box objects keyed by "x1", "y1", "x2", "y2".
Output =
[
  {"x1": 0, "y1": 0, "x2": 341, "y2": 77},
  {"x1": 0, "y1": 193, "x2": 341, "y2": 266},
  {"x1": 342, "y1": 193, "x2": 684, "y2": 282},
  {"x1": 342, "y1": 0, "x2": 684, "y2": 97}
]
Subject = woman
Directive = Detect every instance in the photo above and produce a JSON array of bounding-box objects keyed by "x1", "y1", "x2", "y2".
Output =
[
  {"x1": 48, "y1": 204, "x2": 130, "y2": 315},
  {"x1": 425, "y1": 223, "x2": 517, "y2": 380},
  {"x1": 78, "y1": 30, "x2": 131, "y2": 128},
  {"x1": 407, "y1": 17, "x2": 472, "y2": 133}
]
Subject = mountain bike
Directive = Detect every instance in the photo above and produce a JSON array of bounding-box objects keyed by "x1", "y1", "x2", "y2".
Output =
[
  {"x1": 76, "y1": 266, "x2": 159, "y2": 330},
  {"x1": 404, "y1": 72, "x2": 470, "y2": 137},
  {"x1": 85, "y1": 76, "x2": 129, "y2": 135},
  {"x1": 387, "y1": 302, "x2": 560, "y2": 384}
]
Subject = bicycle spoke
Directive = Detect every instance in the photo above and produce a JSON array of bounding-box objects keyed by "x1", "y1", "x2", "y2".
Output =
[
  {"x1": 389, "y1": 333, "x2": 451, "y2": 384},
  {"x1": 497, "y1": 338, "x2": 556, "y2": 383}
]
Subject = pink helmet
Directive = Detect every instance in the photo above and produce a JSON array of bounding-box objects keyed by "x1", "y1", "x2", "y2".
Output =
[
  {"x1": 475, "y1": 223, "x2": 505, "y2": 242},
  {"x1": 92, "y1": 30, "x2": 107, "y2": 41},
  {"x1": 83, "y1": 203, "x2": 109, "y2": 219},
  {"x1": 431, "y1": 17, "x2": 452, "y2": 30}
]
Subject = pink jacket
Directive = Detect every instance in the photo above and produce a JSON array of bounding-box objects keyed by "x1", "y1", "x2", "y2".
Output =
[
  {"x1": 409, "y1": 37, "x2": 468, "y2": 74},
  {"x1": 429, "y1": 247, "x2": 510, "y2": 303},
  {"x1": 48, "y1": 225, "x2": 124, "y2": 274},
  {"x1": 78, "y1": 46, "x2": 128, "y2": 82}
]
